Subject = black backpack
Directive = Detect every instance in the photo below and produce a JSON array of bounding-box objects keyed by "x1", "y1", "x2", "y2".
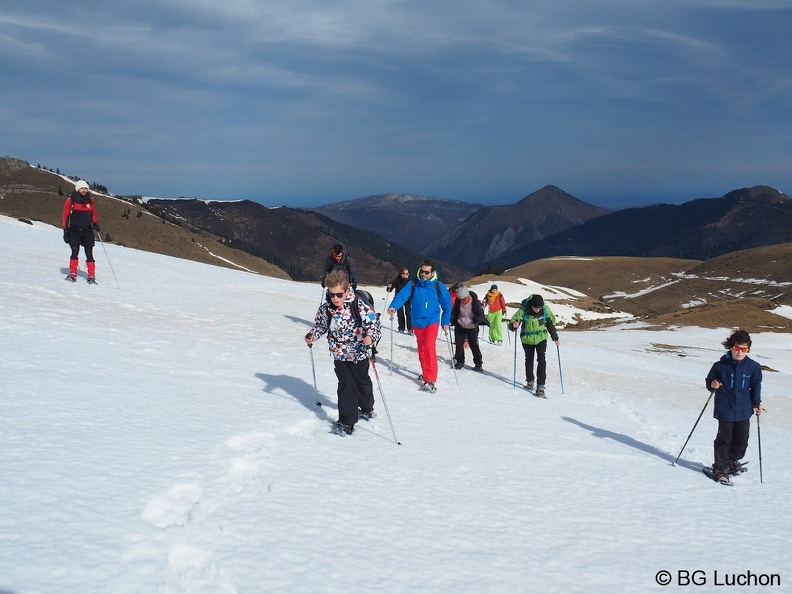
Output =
[
  {"x1": 325, "y1": 289, "x2": 379, "y2": 330},
  {"x1": 409, "y1": 278, "x2": 443, "y2": 302}
]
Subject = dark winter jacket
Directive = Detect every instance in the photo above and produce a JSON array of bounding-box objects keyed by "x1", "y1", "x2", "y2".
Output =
[
  {"x1": 320, "y1": 244, "x2": 358, "y2": 288},
  {"x1": 450, "y1": 291, "x2": 489, "y2": 328},
  {"x1": 387, "y1": 273, "x2": 410, "y2": 294},
  {"x1": 389, "y1": 270, "x2": 452, "y2": 329},
  {"x1": 62, "y1": 190, "x2": 97, "y2": 232},
  {"x1": 705, "y1": 352, "x2": 762, "y2": 422},
  {"x1": 307, "y1": 287, "x2": 381, "y2": 362}
]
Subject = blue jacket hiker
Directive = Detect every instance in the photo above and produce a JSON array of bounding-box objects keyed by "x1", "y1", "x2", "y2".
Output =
[
  {"x1": 704, "y1": 329, "x2": 763, "y2": 481},
  {"x1": 387, "y1": 260, "x2": 452, "y2": 393},
  {"x1": 305, "y1": 270, "x2": 381, "y2": 435}
]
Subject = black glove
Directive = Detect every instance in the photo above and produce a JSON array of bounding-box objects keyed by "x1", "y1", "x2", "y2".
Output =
[
  {"x1": 93, "y1": 222, "x2": 101, "y2": 232},
  {"x1": 63, "y1": 229, "x2": 70, "y2": 244}
]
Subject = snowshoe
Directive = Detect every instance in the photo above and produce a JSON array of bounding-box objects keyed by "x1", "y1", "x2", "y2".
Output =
[
  {"x1": 420, "y1": 382, "x2": 437, "y2": 394},
  {"x1": 359, "y1": 408, "x2": 376, "y2": 421},
  {"x1": 536, "y1": 385, "x2": 546, "y2": 398},
  {"x1": 87, "y1": 277, "x2": 97, "y2": 285},
  {"x1": 333, "y1": 421, "x2": 355, "y2": 436},
  {"x1": 703, "y1": 466, "x2": 732, "y2": 486},
  {"x1": 65, "y1": 274, "x2": 77, "y2": 282}
]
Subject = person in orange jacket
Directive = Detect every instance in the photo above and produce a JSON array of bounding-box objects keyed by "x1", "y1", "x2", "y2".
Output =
[
  {"x1": 62, "y1": 180, "x2": 100, "y2": 283},
  {"x1": 485, "y1": 284, "x2": 508, "y2": 345}
]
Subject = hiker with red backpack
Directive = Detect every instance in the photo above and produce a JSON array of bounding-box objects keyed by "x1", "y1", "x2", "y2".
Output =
[
  {"x1": 62, "y1": 180, "x2": 100, "y2": 284},
  {"x1": 387, "y1": 260, "x2": 452, "y2": 393},
  {"x1": 305, "y1": 270, "x2": 381, "y2": 435}
]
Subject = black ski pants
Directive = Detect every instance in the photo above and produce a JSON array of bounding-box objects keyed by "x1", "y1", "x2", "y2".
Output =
[
  {"x1": 713, "y1": 419, "x2": 750, "y2": 471},
  {"x1": 333, "y1": 359, "x2": 374, "y2": 426},
  {"x1": 522, "y1": 339, "x2": 548, "y2": 386},
  {"x1": 396, "y1": 302, "x2": 412, "y2": 332},
  {"x1": 68, "y1": 229, "x2": 96, "y2": 262},
  {"x1": 454, "y1": 326, "x2": 482, "y2": 367}
]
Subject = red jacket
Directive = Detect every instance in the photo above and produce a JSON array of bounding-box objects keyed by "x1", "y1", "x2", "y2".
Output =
[
  {"x1": 63, "y1": 191, "x2": 97, "y2": 231},
  {"x1": 485, "y1": 291, "x2": 507, "y2": 315}
]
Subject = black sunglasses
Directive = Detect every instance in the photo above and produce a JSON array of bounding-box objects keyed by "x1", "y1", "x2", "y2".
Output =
[{"x1": 327, "y1": 291, "x2": 345, "y2": 299}]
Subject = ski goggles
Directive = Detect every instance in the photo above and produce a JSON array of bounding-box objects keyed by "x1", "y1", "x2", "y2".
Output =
[{"x1": 731, "y1": 345, "x2": 750, "y2": 353}]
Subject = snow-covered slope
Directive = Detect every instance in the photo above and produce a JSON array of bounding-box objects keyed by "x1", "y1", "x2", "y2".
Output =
[{"x1": 1, "y1": 215, "x2": 790, "y2": 593}]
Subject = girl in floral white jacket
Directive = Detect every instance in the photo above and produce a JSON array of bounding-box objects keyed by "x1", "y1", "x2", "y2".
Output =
[{"x1": 305, "y1": 270, "x2": 381, "y2": 434}]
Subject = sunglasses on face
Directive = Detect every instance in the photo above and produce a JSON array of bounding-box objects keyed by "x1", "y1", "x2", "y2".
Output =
[
  {"x1": 327, "y1": 291, "x2": 345, "y2": 299},
  {"x1": 420, "y1": 269, "x2": 433, "y2": 275},
  {"x1": 732, "y1": 345, "x2": 750, "y2": 353}
]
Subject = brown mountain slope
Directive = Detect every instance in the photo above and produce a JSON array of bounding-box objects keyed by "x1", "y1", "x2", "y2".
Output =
[
  {"x1": 145, "y1": 198, "x2": 472, "y2": 285},
  {"x1": 0, "y1": 158, "x2": 289, "y2": 278},
  {"x1": 502, "y1": 251, "x2": 792, "y2": 332}
]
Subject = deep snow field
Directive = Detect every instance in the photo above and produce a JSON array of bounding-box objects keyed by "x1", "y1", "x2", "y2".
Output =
[{"x1": 1, "y1": 215, "x2": 790, "y2": 594}]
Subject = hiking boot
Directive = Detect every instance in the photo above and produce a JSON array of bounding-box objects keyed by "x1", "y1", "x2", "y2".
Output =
[
  {"x1": 525, "y1": 381, "x2": 534, "y2": 392},
  {"x1": 87, "y1": 276, "x2": 97, "y2": 285},
  {"x1": 473, "y1": 365, "x2": 483, "y2": 373},
  {"x1": 420, "y1": 382, "x2": 437, "y2": 394},
  {"x1": 65, "y1": 274, "x2": 77, "y2": 282},
  {"x1": 536, "y1": 385, "x2": 546, "y2": 397},
  {"x1": 454, "y1": 362, "x2": 464, "y2": 370},
  {"x1": 729, "y1": 460, "x2": 747, "y2": 475},
  {"x1": 359, "y1": 408, "x2": 375, "y2": 421},
  {"x1": 714, "y1": 469, "x2": 732, "y2": 485},
  {"x1": 334, "y1": 421, "x2": 355, "y2": 435}
]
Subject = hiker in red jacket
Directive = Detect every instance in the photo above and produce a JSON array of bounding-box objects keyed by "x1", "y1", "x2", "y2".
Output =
[{"x1": 62, "y1": 180, "x2": 100, "y2": 283}]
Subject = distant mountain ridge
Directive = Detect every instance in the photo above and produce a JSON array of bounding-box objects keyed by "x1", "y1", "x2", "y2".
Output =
[
  {"x1": 488, "y1": 185, "x2": 792, "y2": 269},
  {"x1": 423, "y1": 185, "x2": 610, "y2": 270},
  {"x1": 313, "y1": 193, "x2": 484, "y2": 252},
  {"x1": 144, "y1": 197, "x2": 472, "y2": 284}
]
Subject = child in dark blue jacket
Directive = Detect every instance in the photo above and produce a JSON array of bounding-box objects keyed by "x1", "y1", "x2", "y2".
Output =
[{"x1": 705, "y1": 329, "x2": 763, "y2": 483}]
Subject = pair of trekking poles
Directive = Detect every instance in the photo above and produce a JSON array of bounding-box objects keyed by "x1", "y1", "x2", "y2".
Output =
[
  {"x1": 309, "y1": 288, "x2": 401, "y2": 445},
  {"x1": 511, "y1": 328, "x2": 565, "y2": 394},
  {"x1": 672, "y1": 389, "x2": 764, "y2": 483}
]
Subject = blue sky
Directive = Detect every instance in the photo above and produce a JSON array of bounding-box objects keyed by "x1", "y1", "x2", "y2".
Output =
[{"x1": 2, "y1": 1, "x2": 791, "y2": 209}]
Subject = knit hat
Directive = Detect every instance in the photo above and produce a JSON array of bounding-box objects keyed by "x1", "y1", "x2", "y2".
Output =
[
  {"x1": 490, "y1": 284, "x2": 498, "y2": 290},
  {"x1": 456, "y1": 286, "x2": 470, "y2": 299},
  {"x1": 529, "y1": 294, "x2": 544, "y2": 308},
  {"x1": 74, "y1": 180, "x2": 89, "y2": 191}
]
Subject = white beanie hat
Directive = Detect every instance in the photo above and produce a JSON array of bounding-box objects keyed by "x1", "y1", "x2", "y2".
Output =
[
  {"x1": 74, "y1": 180, "x2": 89, "y2": 191},
  {"x1": 456, "y1": 285, "x2": 470, "y2": 299}
]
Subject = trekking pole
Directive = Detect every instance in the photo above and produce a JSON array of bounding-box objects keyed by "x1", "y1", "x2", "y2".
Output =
[
  {"x1": 757, "y1": 412, "x2": 763, "y2": 484},
  {"x1": 389, "y1": 313, "x2": 394, "y2": 376},
  {"x1": 318, "y1": 285, "x2": 326, "y2": 307},
  {"x1": 308, "y1": 344, "x2": 321, "y2": 407},
  {"x1": 95, "y1": 231, "x2": 120, "y2": 289},
  {"x1": 512, "y1": 327, "x2": 518, "y2": 389},
  {"x1": 444, "y1": 329, "x2": 459, "y2": 385},
  {"x1": 556, "y1": 343, "x2": 565, "y2": 394},
  {"x1": 672, "y1": 389, "x2": 715, "y2": 466},
  {"x1": 369, "y1": 350, "x2": 401, "y2": 445},
  {"x1": 506, "y1": 320, "x2": 511, "y2": 346}
]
